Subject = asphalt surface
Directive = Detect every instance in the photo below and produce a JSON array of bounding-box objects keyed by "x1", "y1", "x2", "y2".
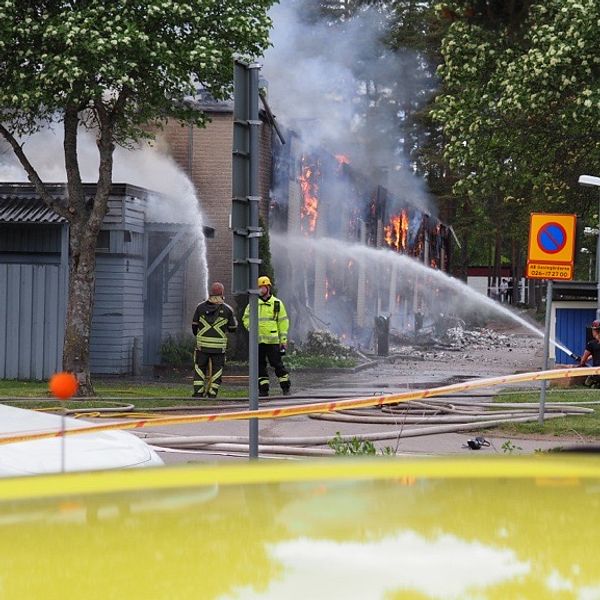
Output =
[{"x1": 120, "y1": 327, "x2": 594, "y2": 464}]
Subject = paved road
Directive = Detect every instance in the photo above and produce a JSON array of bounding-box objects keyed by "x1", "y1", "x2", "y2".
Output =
[{"x1": 128, "y1": 332, "x2": 589, "y2": 464}]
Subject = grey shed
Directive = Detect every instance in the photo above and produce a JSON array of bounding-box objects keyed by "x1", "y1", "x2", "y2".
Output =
[{"x1": 0, "y1": 183, "x2": 211, "y2": 380}]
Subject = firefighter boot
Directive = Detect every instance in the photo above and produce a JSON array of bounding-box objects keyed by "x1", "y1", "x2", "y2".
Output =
[{"x1": 259, "y1": 376, "x2": 270, "y2": 397}]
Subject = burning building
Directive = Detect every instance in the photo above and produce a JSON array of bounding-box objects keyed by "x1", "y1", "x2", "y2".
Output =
[{"x1": 270, "y1": 130, "x2": 451, "y2": 347}]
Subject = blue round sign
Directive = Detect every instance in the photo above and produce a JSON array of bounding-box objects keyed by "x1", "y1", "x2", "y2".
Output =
[{"x1": 537, "y1": 222, "x2": 567, "y2": 254}]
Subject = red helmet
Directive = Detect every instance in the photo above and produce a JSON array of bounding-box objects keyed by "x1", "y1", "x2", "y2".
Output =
[
  {"x1": 592, "y1": 320, "x2": 600, "y2": 330},
  {"x1": 209, "y1": 281, "x2": 225, "y2": 297}
]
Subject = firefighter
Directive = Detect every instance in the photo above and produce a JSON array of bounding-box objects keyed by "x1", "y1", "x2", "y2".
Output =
[
  {"x1": 579, "y1": 320, "x2": 600, "y2": 388},
  {"x1": 191, "y1": 282, "x2": 237, "y2": 398},
  {"x1": 243, "y1": 276, "x2": 291, "y2": 397}
]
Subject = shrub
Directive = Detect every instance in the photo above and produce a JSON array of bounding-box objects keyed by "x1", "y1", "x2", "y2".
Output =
[
  {"x1": 160, "y1": 334, "x2": 196, "y2": 367},
  {"x1": 300, "y1": 330, "x2": 358, "y2": 360}
]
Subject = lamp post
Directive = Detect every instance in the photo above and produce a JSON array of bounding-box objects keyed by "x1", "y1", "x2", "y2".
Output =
[
  {"x1": 581, "y1": 247, "x2": 592, "y2": 280},
  {"x1": 578, "y1": 175, "x2": 600, "y2": 319}
]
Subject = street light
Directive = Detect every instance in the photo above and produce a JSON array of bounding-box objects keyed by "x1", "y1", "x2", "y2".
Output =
[
  {"x1": 581, "y1": 247, "x2": 592, "y2": 280},
  {"x1": 578, "y1": 174, "x2": 600, "y2": 320}
]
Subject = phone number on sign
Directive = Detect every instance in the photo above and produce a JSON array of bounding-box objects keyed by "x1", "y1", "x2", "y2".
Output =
[
  {"x1": 528, "y1": 270, "x2": 571, "y2": 278},
  {"x1": 527, "y1": 263, "x2": 572, "y2": 279}
]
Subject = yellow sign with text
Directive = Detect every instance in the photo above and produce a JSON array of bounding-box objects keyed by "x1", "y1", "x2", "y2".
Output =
[
  {"x1": 527, "y1": 213, "x2": 576, "y2": 280},
  {"x1": 526, "y1": 262, "x2": 573, "y2": 280}
]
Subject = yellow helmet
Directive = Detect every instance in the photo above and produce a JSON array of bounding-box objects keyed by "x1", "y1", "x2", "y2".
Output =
[{"x1": 257, "y1": 276, "x2": 272, "y2": 287}]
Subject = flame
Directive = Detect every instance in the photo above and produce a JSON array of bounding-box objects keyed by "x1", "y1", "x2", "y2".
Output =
[
  {"x1": 335, "y1": 154, "x2": 350, "y2": 165},
  {"x1": 430, "y1": 258, "x2": 438, "y2": 269},
  {"x1": 299, "y1": 155, "x2": 319, "y2": 235},
  {"x1": 325, "y1": 277, "x2": 330, "y2": 301},
  {"x1": 383, "y1": 210, "x2": 409, "y2": 252}
]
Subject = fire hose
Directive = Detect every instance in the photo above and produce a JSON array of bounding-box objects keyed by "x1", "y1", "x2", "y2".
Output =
[{"x1": 1, "y1": 367, "x2": 599, "y2": 457}]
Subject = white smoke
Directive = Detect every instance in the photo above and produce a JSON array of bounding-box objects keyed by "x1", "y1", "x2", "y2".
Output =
[
  {"x1": 0, "y1": 124, "x2": 209, "y2": 295},
  {"x1": 263, "y1": 0, "x2": 436, "y2": 212}
]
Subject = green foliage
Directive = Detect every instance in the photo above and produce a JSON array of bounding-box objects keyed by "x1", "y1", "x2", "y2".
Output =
[
  {"x1": 0, "y1": 0, "x2": 275, "y2": 140},
  {"x1": 300, "y1": 330, "x2": 359, "y2": 359},
  {"x1": 0, "y1": 379, "x2": 247, "y2": 400},
  {"x1": 283, "y1": 330, "x2": 359, "y2": 369},
  {"x1": 432, "y1": 0, "x2": 600, "y2": 209},
  {"x1": 501, "y1": 440, "x2": 522, "y2": 454},
  {"x1": 429, "y1": 0, "x2": 600, "y2": 279},
  {"x1": 328, "y1": 431, "x2": 395, "y2": 455},
  {"x1": 284, "y1": 354, "x2": 357, "y2": 369},
  {"x1": 160, "y1": 334, "x2": 196, "y2": 367},
  {"x1": 328, "y1": 432, "x2": 377, "y2": 455},
  {"x1": 496, "y1": 389, "x2": 600, "y2": 438}
]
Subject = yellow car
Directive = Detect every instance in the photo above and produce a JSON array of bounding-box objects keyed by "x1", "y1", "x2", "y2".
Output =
[{"x1": 1, "y1": 456, "x2": 599, "y2": 599}]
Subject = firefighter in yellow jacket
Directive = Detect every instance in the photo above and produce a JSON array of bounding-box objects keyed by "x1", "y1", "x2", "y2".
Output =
[
  {"x1": 192, "y1": 282, "x2": 237, "y2": 398},
  {"x1": 243, "y1": 276, "x2": 291, "y2": 397}
]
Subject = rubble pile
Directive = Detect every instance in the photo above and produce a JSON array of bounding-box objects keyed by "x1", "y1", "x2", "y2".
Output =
[
  {"x1": 388, "y1": 322, "x2": 537, "y2": 363},
  {"x1": 442, "y1": 327, "x2": 511, "y2": 350}
]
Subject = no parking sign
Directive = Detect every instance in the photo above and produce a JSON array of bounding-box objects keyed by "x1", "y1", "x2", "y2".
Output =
[{"x1": 526, "y1": 213, "x2": 576, "y2": 280}]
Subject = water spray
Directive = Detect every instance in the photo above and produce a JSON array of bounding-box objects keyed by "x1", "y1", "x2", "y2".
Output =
[
  {"x1": 273, "y1": 233, "x2": 583, "y2": 363},
  {"x1": 550, "y1": 340, "x2": 580, "y2": 363}
]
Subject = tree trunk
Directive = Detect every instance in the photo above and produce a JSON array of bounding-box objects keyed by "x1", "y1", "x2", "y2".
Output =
[
  {"x1": 60, "y1": 102, "x2": 115, "y2": 395},
  {"x1": 0, "y1": 99, "x2": 119, "y2": 395},
  {"x1": 62, "y1": 223, "x2": 98, "y2": 395}
]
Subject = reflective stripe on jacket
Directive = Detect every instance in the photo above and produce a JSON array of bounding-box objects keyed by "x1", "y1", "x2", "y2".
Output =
[
  {"x1": 192, "y1": 301, "x2": 237, "y2": 354},
  {"x1": 242, "y1": 295, "x2": 289, "y2": 345}
]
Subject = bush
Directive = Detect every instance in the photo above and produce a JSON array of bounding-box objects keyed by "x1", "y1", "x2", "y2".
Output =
[
  {"x1": 282, "y1": 330, "x2": 359, "y2": 370},
  {"x1": 300, "y1": 330, "x2": 358, "y2": 360},
  {"x1": 160, "y1": 334, "x2": 196, "y2": 367}
]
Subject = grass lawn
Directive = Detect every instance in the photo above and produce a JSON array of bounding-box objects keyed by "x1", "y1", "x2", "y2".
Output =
[
  {"x1": 0, "y1": 379, "x2": 247, "y2": 409},
  {"x1": 494, "y1": 388, "x2": 600, "y2": 439}
]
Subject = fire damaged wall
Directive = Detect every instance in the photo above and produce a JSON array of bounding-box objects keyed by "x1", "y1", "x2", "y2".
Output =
[{"x1": 269, "y1": 130, "x2": 451, "y2": 348}]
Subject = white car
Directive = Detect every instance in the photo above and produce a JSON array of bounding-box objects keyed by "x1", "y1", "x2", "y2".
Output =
[{"x1": 0, "y1": 403, "x2": 163, "y2": 476}]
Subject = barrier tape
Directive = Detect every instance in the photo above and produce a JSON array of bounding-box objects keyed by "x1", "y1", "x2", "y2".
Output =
[{"x1": 0, "y1": 366, "x2": 599, "y2": 447}]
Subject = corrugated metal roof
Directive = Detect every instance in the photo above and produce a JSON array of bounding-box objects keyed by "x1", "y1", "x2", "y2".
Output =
[{"x1": 0, "y1": 197, "x2": 67, "y2": 224}]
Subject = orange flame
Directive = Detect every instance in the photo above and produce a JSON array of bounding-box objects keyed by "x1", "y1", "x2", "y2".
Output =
[
  {"x1": 299, "y1": 155, "x2": 319, "y2": 235},
  {"x1": 335, "y1": 154, "x2": 350, "y2": 165},
  {"x1": 383, "y1": 210, "x2": 409, "y2": 251}
]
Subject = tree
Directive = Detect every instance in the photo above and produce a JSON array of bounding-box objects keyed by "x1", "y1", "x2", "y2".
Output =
[
  {"x1": 0, "y1": 0, "x2": 274, "y2": 394},
  {"x1": 431, "y1": 0, "x2": 600, "y2": 285}
]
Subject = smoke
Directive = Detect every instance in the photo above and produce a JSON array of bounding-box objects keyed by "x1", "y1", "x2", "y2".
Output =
[
  {"x1": 0, "y1": 124, "x2": 209, "y2": 294},
  {"x1": 262, "y1": 0, "x2": 436, "y2": 213}
]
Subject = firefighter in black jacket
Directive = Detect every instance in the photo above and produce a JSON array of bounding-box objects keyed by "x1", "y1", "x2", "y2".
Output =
[{"x1": 191, "y1": 282, "x2": 237, "y2": 398}]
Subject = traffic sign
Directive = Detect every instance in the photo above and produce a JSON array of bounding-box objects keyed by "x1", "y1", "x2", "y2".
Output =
[
  {"x1": 526, "y1": 213, "x2": 576, "y2": 280},
  {"x1": 537, "y1": 222, "x2": 567, "y2": 254}
]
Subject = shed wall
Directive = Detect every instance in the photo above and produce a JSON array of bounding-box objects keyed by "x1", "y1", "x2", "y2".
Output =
[
  {"x1": 553, "y1": 301, "x2": 596, "y2": 364},
  {"x1": 0, "y1": 262, "x2": 66, "y2": 380},
  {"x1": 91, "y1": 255, "x2": 145, "y2": 375}
]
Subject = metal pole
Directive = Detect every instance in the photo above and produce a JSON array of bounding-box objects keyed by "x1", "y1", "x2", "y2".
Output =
[
  {"x1": 248, "y1": 64, "x2": 261, "y2": 459},
  {"x1": 538, "y1": 279, "x2": 553, "y2": 424},
  {"x1": 61, "y1": 408, "x2": 66, "y2": 473}
]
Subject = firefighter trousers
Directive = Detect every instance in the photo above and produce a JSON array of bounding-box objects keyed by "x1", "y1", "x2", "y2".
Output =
[
  {"x1": 193, "y1": 351, "x2": 225, "y2": 398},
  {"x1": 258, "y1": 344, "x2": 290, "y2": 396}
]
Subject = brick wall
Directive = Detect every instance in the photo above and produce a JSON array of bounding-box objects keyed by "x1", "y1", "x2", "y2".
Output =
[{"x1": 161, "y1": 110, "x2": 273, "y2": 309}]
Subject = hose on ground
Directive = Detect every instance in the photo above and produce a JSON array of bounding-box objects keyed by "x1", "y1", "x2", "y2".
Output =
[{"x1": 138, "y1": 413, "x2": 568, "y2": 458}]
